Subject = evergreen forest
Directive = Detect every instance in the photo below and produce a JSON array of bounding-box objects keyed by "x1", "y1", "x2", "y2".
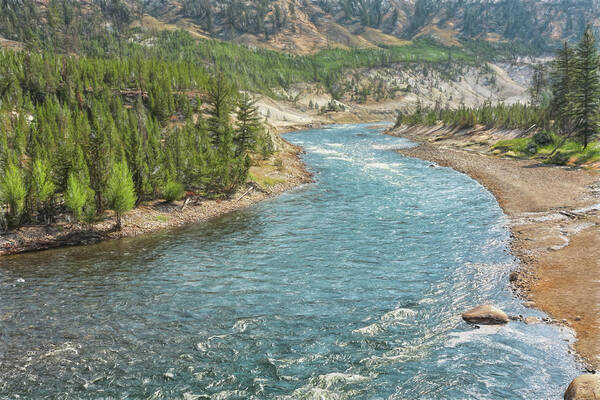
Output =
[{"x1": 0, "y1": 47, "x2": 271, "y2": 229}]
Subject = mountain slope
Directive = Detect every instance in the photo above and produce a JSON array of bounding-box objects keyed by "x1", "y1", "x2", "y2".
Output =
[
  {"x1": 408, "y1": 0, "x2": 600, "y2": 49},
  {"x1": 138, "y1": 0, "x2": 413, "y2": 54},
  {"x1": 2, "y1": 0, "x2": 598, "y2": 55},
  {"x1": 141, "y1": 0, "x2": 600, "y2": 53}
]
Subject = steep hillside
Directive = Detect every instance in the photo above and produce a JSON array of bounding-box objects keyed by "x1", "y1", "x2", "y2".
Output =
[
  {"x1": 408, "y1": 0, "x2": 600, "y2": 51},
  {"x1": 2, "y1": 0, "x2": 598, "y2": 55},
  {"x1": 142, "y1": 0, "x2": 413, "y2": 54},
  {"x1": 142, "y1": 0, "x2": 600, "y2": 54},
  {"x1": 251, "y1": 60, "x2": 528, "y2": 131},
  {"x1": 139, "y1": 0, "x2": 600, "y2": 54}
]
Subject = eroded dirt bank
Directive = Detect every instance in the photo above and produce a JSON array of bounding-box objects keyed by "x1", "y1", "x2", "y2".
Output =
[
  {"x1": 0, "y1": 140, "x2": 312, "y2": 257},
  {"x1": 390, "y1": 124, "x2": 600, "y2": 370}
]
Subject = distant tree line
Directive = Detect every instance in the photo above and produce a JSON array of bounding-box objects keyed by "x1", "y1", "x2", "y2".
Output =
[
  {"x1": 397, "y1": 101, "x2": 548, "y2": 131},
  {"x1": 398, "y1": 25, "x2": 600, "y2": 150}
]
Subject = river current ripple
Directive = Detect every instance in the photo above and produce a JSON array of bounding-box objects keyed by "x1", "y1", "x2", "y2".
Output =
[{"x1": 0, "y1": 124, "x2": 580, "y2": 399}]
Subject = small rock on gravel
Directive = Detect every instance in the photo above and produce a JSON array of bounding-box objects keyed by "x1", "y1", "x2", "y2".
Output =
[
  {"x1": 524, "y1": 316, "x2": 542, "y2": 325},
  {"x1": 462, "y1": 305, "x2": 509, "y2": 325}
]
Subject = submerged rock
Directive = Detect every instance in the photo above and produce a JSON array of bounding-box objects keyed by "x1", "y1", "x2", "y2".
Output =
[
  {"x1": 462, "y1": 305, "x2": 509, "y2": 325},
  {"x1": 564, "y1": 374, "x2": 600, "y2": 400}
]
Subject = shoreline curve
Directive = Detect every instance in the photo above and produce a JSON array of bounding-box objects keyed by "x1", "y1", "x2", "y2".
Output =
[{"x1": 389, "y1": 125, "x2": 600, "y2": 371}]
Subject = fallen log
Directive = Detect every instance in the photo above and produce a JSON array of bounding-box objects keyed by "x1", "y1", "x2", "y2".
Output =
[
  {"x1": 181, "y1": 197, "x2": 191, "y2": 211},
  {"x1": 237, "y1": 186, "x2": 254, "y2": 201}
]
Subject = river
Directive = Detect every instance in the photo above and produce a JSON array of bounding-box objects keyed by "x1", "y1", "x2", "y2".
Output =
[{"x1": 0, "y1": 124, "x2": 579, "y2": 399}]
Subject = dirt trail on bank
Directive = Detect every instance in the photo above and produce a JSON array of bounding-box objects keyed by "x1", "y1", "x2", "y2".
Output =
[{"x1": 394, "y1": 129, "x2": 600, "y2": 370}]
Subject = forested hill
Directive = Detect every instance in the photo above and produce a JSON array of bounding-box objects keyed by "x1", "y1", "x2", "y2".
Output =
[
  {"x1": 2, "y1": 0, "x2": 598, "y2": 54},
  {"x1": 407, "y1": 0, "x2": 600, "y2": 50}
]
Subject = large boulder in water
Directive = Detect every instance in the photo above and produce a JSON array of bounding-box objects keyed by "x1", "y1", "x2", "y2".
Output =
[
  {"x1": 564, "y1": 374, "x2": 600, "y2": 400},
  {"x1": 461, "y1": 305, "x2": 509, "y2": 325}
]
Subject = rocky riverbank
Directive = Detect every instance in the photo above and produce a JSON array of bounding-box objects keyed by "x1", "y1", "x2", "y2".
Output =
[
  {"x1": 0, "y1": 139, "x2": 312, "y2": 257},
  {"x1": 389, "y1": 124, "x2": 600, "y2": 371}
]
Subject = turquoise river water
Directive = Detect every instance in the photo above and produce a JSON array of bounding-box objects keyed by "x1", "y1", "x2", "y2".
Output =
[{"x1": 0, "y1": 124, "x2": 581, "y2": 399}]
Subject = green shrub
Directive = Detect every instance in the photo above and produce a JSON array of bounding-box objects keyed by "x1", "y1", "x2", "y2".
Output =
[
  {"x1": 525, "y1": 142, "x2": 538, "y2": 155},
  {"x1": 155, "y1": 215, "x2": 168, "y2": 223},
  {"x1": 163, "y1": 181, "x2": 185, "y2": 202},
  {"x1": 533, "y1": 131, "x2": 553, "y2": 146}
]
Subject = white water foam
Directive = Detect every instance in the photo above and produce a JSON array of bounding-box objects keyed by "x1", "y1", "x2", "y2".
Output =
[
  {"x1": 233, "y1": 317, "x2": 261, "y2": 333},
  {"x1": 196, "y1": 334, "x2": 230, "y2": 352},
  {"x1": 371, "y1": 143, "x2": 414, "y2": 151},
  {"x1": 277, "y1": 373, "x2": 371, "y2": 400},
  {"x1": 211, "y1": 389, "x2": 249, "y2": 399},
  {"x1": 312, "y1": 373, "x2": 372, "y2": 388},
  {"x1": 325, "y1": 155, "x2": 354, "y2": 163},
  {"x1": 381, "y1": 307, "x2": 417, "y2": 322},
  {"x1": 353, "y1": 307, "x2": 417, "y2": 336},
  {"x1": 445, "y1": 325, "x2": 504, "y2": 348},
  {"x1": 364, "y1": 162, "x2": 403, "y2": 172},
  {"x1": 352, "y1": 323, "x2": 385, "y2": 336},
  {"x1": 306, "y1": 147, "x2": 342, "y2": 156},
  {"x1": 280, "y1": 387, "x2": 353, "y2": 400}
]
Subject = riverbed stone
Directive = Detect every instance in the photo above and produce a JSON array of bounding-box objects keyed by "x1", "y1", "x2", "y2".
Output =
[
  {"x1": 564, "y1": 374, "x2": 600, "y2": 400},
  {"x1": 524, "y1": 316, "x2": 542, "y2": 325},
  {"x1": 461, "y1": 305, "x2": 509, "y2": 325}
]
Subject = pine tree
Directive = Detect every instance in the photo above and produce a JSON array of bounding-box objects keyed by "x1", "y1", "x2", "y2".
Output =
[
  {"x1": 144, "y1": 116, "x2": 166, "y2": 198},
  {"x1": 551, "y1": 42, "x2": 575, "y2": 134},
  {"x1": 573, "y1": 25, "x2": 600, "y2": 148},
  {"x1": 235, "y1": 93, "x2": 261, "y2": 156},
  {"x1": 87, "y1": 101, "x2": 114, "y2": 212},
  {"x1": 65, "y1": 172, "x2": 93, "y2": 223},
  {"x1": 106, "y1": 161, "x2": 136, "y2": 230},
  {"x1": 125, "y1": 112, "x2": 149, "y2": 201},
  {"x1": 207, "y1": 73, "x2": 233, "y2": 146},
  {"x1": 29, "y1": 158, "x2": 55, "y2": 222},
  {"x1": 529, "y1": 63, "x2": 546, "y2": 107},
  {"x1": 1, "y1": 163, "x2": 27, "y2": 228},
  {"x1": 207, "y1": 128, "x2": 249, "y2": 197}
]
